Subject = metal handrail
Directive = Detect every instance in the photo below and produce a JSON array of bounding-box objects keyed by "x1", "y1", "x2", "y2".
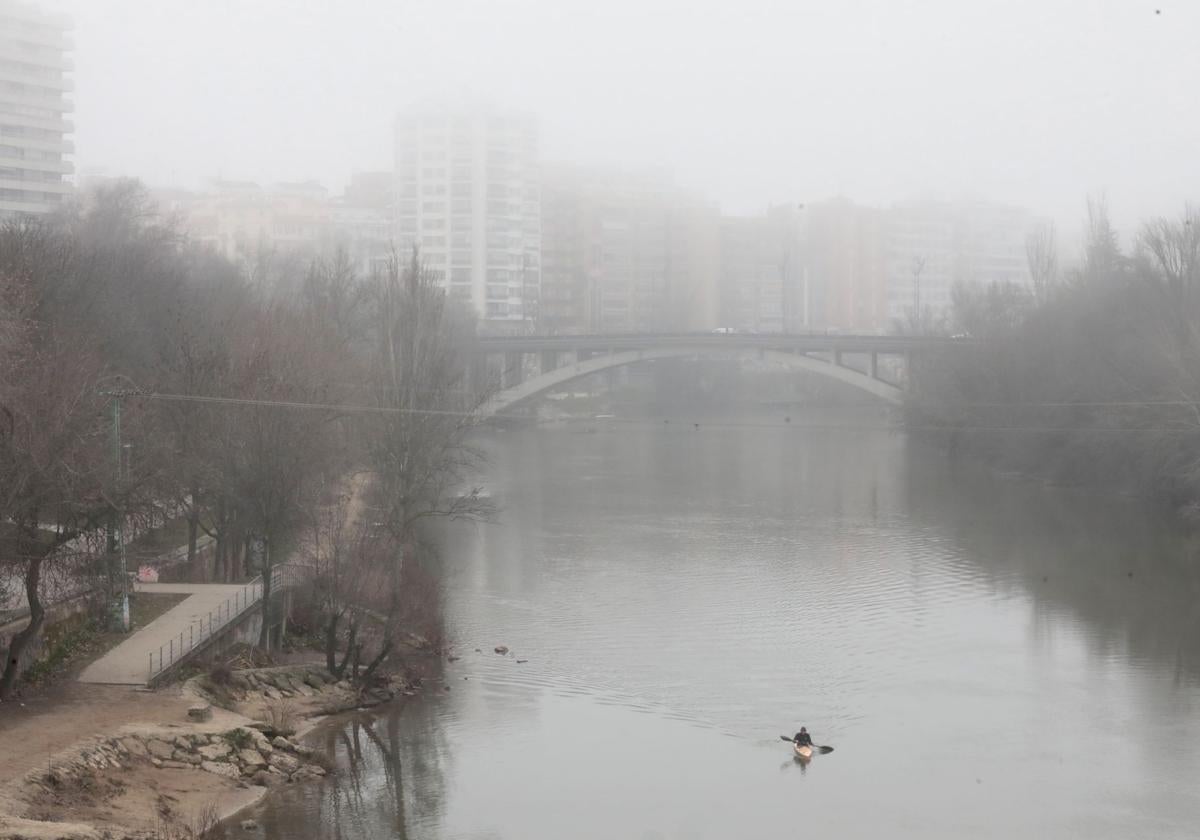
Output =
[{"x1": 145, "y1": 564, "x2": 307, "y2": 680}]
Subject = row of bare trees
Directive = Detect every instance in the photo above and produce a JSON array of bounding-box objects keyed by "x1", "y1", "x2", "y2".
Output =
[
  {"x1": 909, "y1": 199, "x2": 1200, "y2": 516},
  {"x1": 0, "y1": 180, "x2": 489, "y2": 700}
]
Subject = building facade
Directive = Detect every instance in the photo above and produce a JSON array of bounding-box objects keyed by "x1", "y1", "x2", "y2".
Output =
[
  {"x1": 805, "y1": 198, "x2": 887, "y2": 333},
  {"x1": 717, "y1": 205, "x2": 806, "y2": 333},
  {"x1": 0, "y1": 1, "x2": 72, "y2": 217},
  {"x1": 540, "y1": 166, "x2": 718, "y2": 334},
  {"x1": 178, "y1": 179, "x2": 332, "y2": 265},
  {"x1": 394, "y1": 108, "x2": 541, "y2": 328},
  {"x1": 884, "y1": 200, "x2": 1032, "y2": 328}
]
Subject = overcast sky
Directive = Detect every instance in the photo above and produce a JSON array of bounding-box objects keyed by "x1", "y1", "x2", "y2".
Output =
[{"x1": 51, "y1": 0, "x2": 1199, "y2": 237}]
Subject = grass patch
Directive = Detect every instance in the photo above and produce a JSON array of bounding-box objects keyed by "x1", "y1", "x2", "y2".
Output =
[
  {"x1": 223, "y1": 728, "x2": 253, "y2": 750},
  {"x1": 127, "y1": 592, "x2": 189, "y2": 629},
  {"x1": 26, "y1": 593, "x2": 187, "y2": 685},
  {"x1": 23, "y1": 620, "x2": 100, "y2": 684}
]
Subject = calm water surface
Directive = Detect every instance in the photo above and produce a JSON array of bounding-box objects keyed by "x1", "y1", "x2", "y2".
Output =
[{"x1": 241, "y1": 409, "x2": 1200, "y2": 839}]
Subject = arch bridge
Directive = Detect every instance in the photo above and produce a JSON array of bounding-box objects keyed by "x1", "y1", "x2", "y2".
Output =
[{"x1": 472, "y1": 333, "x2": 963, "y2": 419}]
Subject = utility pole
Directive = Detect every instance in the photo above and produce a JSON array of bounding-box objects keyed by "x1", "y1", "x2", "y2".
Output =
[
  {"x1": 103, "y1": 387, "x2": 139, "y2": 632},
  {"x1": 911, "y1": 256, "x2": 926, "y2": 334}
]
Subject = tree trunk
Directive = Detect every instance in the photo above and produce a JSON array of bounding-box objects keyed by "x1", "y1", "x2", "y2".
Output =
[
  {"x1": 357, "y1": 637, "x2": 394, "y2": 686},
  {"x1": 257, "y1": 537, "x2": 272, "y2": 650},
  {"x1": 335, "y1": 618, "x2": 358, "y2": 679},
  {"x1": 186, "y1": 486, "x2": 200, "y2": 574},
  {"x1": 324, "y1": 611, "x2": 340, "y2": 675},
  {"x1": 0, "y1": 555, "x2": 46, "y2": 701}
]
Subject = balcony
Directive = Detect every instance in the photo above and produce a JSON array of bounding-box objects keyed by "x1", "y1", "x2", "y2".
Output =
[
  {"x1": 0, "y1": 110, "x2": 71, "y2": 133},
  {"x1": 0, "y1": 132, "x2": 72, "y2": 154},
  {"x1": 0, "y1": 176, "x2": 73, "y2": 194},
  {"x1": 0, "y1": 153, "x2": 72, "y2": 174},
  {"x1": 0, "y1": 66, "x2": 73, "y2": 93}
]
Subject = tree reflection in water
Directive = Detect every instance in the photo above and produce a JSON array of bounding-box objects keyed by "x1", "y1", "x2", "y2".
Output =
[{"x1": 221, "y1": 696, "x2": 451, "y2": 840}]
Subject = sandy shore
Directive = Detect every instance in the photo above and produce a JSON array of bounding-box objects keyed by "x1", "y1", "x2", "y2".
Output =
[{"x1": 0, "y1": 665, "x2": 382, "y2": 839}]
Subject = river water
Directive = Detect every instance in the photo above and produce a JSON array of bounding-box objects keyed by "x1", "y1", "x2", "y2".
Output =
[{"x1": 239, "y1": 407, "x2": 1200, "y2": 839}]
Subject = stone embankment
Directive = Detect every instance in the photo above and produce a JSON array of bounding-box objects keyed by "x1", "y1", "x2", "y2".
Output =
[{"x1": 1, "y1": 664, "x2": 420, "y2": 839}]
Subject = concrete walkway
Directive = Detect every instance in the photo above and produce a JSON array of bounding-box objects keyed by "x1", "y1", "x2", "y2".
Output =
[{"x1": 78, "y1": 582, "x2": 261, "y2": 686}]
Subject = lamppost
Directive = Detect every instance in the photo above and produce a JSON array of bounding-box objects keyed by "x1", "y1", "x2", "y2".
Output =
[
  {"x1": 101, "y1": 381, "x2": 141, "y2": 632},
  {"x1": 911, "y1": 255, "x2": 926, "y2": 334}
]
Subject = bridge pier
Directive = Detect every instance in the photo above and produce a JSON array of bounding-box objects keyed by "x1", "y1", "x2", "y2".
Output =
[
  {"x1": 833, "y1": 348, "x2": 843, "y2": 368},
  {"x1": 466, "y1": 354, "x2": 488, "y2": 398},
  {"x1": 503, "y1": 352, "x2": 525, "y2": 389},
  {"x1": 540, "y1": 350, "x2": 558, "y2": 376},
  {"x1": 869, "y1": 351, "x2": 878, "y2": 379}
]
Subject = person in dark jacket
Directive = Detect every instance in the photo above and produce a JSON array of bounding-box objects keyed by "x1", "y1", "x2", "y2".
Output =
[{"x1": 793, "y1": 727, "x2": 813, "y2": 747}]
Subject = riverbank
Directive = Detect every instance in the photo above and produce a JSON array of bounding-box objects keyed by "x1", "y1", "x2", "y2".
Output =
[{"x1": 0, "y1": 662, "x2": 424, "y2": 839}]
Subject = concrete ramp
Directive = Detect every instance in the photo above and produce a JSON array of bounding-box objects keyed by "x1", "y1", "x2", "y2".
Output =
[{"x1": 78, "y1": 583, "x2": 261, "y2": 686}]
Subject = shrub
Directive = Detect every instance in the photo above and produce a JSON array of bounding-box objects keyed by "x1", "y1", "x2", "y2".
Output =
[{"x1": 260, "y1": 696, "x2": 298, "y2": 736}]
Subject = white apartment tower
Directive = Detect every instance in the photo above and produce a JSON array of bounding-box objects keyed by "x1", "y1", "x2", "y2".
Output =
[
  {"x1": 394, "y1": 108, "x2": 540, "y2": 326},
  {"x1": 0, "y1": 1, "x2": 72, "y2": 217}
]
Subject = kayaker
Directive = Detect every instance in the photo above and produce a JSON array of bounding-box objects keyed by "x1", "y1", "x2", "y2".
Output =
[{"x1": 793, "y1": 727, "x2": 813, "y2": 747}]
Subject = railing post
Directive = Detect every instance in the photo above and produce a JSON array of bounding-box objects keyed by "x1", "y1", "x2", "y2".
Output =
[
  {"x1": 190, "y1": 625, "x2": 194, "y2": 647},
  {"x1": 148, "y1": 652, "x2": 152, "y2": 678},
  {"x1": 169, "y1": 638, "x2": 173, "y2": 662}
]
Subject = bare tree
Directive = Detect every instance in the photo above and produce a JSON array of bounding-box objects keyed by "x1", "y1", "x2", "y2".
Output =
[
  {"x1": 0, "y1": 327, "x2": 109, "y2": 700},
  {"x1": 221, "y1": 302, "x2": 343, "y2": 650},
  {"x1": 1025, "y1": 222, "x2": 1058, "y2": 304},
  {"x1": 357, "y1": 249, "x2": 493, "y2": 678},
  {"x1": 1139, "y1": 204, "x2": 1200, "y2": 316},
  {"x1": 1078, "y1": 195, "x2": 1123, "y2": 287}
]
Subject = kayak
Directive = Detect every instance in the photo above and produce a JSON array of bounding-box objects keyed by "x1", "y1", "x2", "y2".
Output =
[{"x1": 793, "y1": 743, "x2": 813, "y2": 759}]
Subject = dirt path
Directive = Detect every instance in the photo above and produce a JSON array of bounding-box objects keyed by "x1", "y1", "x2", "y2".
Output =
[{"x1": 0, "y1": 683, "x2": 191, "y2": 789}]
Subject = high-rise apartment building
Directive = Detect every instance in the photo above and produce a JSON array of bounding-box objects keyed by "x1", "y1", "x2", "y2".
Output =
[
  {"x1": 0, "y1": 1, "x2": 72, "y2": 217},
  {"x1": 805, "y1": 199, "x2": 887, "y2": 333},
  {"x1": 394, "y1": 108, "x2": 541, "y2": 328}
]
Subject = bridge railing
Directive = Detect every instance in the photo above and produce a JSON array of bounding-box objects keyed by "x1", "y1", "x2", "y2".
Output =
[{"x1": 145, "y1": 563, "x2": 311, "y2": 681}]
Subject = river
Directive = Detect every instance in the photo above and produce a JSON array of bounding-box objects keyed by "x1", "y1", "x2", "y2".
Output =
[{"x1": 236, "y1": 407, "x2": 1200, "y2": 839}]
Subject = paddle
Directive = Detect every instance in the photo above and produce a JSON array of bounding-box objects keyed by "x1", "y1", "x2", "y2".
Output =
[{"x1": 779, "y1": 735, "x2": 834, "y2": 754}]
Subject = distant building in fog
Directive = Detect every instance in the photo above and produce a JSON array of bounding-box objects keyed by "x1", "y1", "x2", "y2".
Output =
[
  {"x1": 0, "y1": 1, "x2": 73, "y2": 217},
  {"x1": 884, "y1": 200, "x2": 1032, "y2": 326},
  {"x1": 717, "y1": 205, "x2": 805, "y2": 333},
  {"x1": 179, "y1": 179, "x2": 332, "y2": 264},
  {"x1": 805, "y1": 199, "x2": 887, "y2": 333},
  {"x1": 394, "y1": 107, "x2": 541, "y2": 329},
  {"x1": 331, "y1": 171, "x2": 393, "y2": 275},
  {"x1": 540, "y1": 165, "x2": 718, "y2": 334}
]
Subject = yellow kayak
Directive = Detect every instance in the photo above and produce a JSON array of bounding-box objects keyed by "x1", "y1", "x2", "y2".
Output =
[{"x1": 793, "y1": 743, "x2": 813, "y2": 759}]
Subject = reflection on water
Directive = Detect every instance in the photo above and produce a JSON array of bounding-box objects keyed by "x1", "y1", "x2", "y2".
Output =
[{"x1": 239, "y1": 409, "x2": 1200, "y2": 839}]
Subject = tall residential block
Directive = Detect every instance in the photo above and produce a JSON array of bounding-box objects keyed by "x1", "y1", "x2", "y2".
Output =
[
  {"x1": 806, "y1": 199, "x2": 887, "y2": 333},
  {"x1": 0, "y1": 1, "x2": 72, "y2": 217},
  {"x1": 394, "y1": 107, "x2": 541, "y2": 328}
]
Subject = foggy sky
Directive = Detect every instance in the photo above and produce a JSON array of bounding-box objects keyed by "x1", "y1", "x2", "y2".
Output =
[{"x1": 54, "y1": 0, "x2": 1200, "y2": 237}]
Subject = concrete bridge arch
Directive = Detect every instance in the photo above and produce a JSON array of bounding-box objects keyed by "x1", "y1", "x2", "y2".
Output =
[{"x1": 479, "y1": 344, "x2": 903, "y2": 419}]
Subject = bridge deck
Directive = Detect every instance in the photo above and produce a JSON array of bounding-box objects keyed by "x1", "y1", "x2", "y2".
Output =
[{"x1": 475, "y1": 332, "x2": 963, "y2": 353}]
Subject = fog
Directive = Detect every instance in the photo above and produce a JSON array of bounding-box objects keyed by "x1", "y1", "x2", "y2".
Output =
[{"x1": 54, "y1": 0, "x2": 1200, "y2": 235}]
